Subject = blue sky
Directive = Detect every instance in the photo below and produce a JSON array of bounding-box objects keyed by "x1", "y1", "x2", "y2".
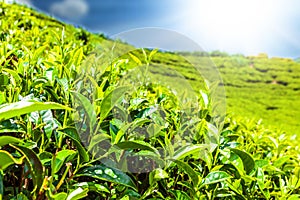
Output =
[{"x1": 15, "y1": 0, "x2": 300, "y2": 58}]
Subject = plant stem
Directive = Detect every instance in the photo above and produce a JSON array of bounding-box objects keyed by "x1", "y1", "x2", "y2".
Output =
[
  {"x1": 56, "y1": 162, "x2": 72, "y2": 191},
  {"x1": 0, "y1": 170, "x2": 3, "y2": 200}
]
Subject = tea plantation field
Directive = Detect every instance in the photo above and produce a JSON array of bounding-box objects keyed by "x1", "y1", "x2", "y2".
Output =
[
  {"x1": 128, "y1": 50, "x2": 300, "y2": 134},
  {"x1": 0, "y1": 2, "x2": 299, "y2": 199},
  {"x1": 158, "y1": 52, "x2": 300, "y2": 134}
]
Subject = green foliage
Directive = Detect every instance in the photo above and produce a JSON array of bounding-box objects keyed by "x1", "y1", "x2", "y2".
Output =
[{"x1": 0, "y1": 2, "x2": 299, "y2": 200}]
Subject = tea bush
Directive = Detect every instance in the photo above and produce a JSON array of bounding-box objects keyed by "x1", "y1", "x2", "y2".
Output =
[{"x1": 0, "y1": 2, "x2": 299, "y2": 200}]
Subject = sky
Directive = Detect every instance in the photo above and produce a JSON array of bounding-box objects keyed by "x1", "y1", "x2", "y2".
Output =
[{"x1": 13, "y1": 0, "x2": 300, "y2": 58}]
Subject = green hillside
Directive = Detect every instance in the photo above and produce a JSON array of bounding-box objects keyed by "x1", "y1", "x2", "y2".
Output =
[
  {"x1": 0, "y1": 2, "x2": 299, "y2": 199},
  {"x1": 129, "y1": 50, "x2": 300, "y2": 133},
  {"x1": 177, "y1": 52, "x2": 300, "y2": 133}
]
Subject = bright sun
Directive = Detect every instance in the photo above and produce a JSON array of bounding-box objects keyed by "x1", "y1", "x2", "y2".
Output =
[{"x1": 178, "y1": 0, "x2": 282, "y2": 54}]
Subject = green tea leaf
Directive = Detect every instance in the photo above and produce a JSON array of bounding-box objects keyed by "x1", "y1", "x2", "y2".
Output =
[
  {"x1": 0, "y1": 136, "x2": 23, "y2": 146},
  {"x1": 72, "y1": 47, "x2": 84, "y2": 67},
  {"x1": 0, "y1": 126, "x2": 25, "y2": 134},
  {"x1": 0, "y1": 150, "x2": 23, "y2": 170},
  {"x1": 114, "y1": 118, "x2": 151, "y2": 144},
  {"x1": 115, "y1": 140, "x2": 159, "y2": 154},
  {"x1": 220, "y1": 149, "x2": 244, "y2": 176},
  {"x1": 54, "y1": 150, "x2": 76, "y2": 173},
  {"x1": 129, "y1": 53, "x2": 142, "y2": 65},
  {"x1": 57, "y1": 78, "x2": 69, "y2": 93},
  {"x1": 2, "y1": 68, "x2": 21, "y2": 86},
  {"x1": 76, "y1": 165, "x2": 137, "y2": 190},
  {"x1": 15, "y1": 193, "x2": 29, "y2": 200},
  {"x1": 0, "y1": 92, "x2": 5, "y2": 105},
  {"x1": 256, "y1": 167, "x2": 270, "y2": 199},
  {"x1": 172, "y1": 159, "x2": 199, "y2": 186},
  {"x1": 148, "y1": 49, "x2": 158, "y2": 62},
  {"x1": 49, "y1": 192, "x2": 68, "y2": 200},
  {"x1": 58, "y1": 131, "x2": 89, "y2": 163},
  {"x1": 99, "y1": 86, "x2": 130, "y2": 122},
  {"x1": 87, "y1": 133, "x2": 111, "y2": 152},
  {"x1": 288, "y1": 195, "x2": 300, "y2": 200},
  {"x1": 230, "y1": 148, "x2": 255, "y2": 174},
  {"x1": 11, "y1": 144, "x2": 44, "y2": 195},
  {"x1": 40, "y1": 109, "x2": 60, "y2": 139},
  {"x1": 203, "y1": 171, "x2": 231, "y2": 185},
  {"x1": 33, "y1": 45, "x2": 47, "y2": 63},
  {"x1": 273, "y1": 155, "x2": 291, "y2": 168},
  {"x1": 173, "y1": 144, "x2": 216, "y2": 161},
  {"x1": 171, "y1": 190, "x2": 192, "y2": 200},
  {"x1": 73, "y1": 182, "x2": 110, "y2": 194},
  {"x1": 149, "y1": 168, "x2": 169, "y2": 185},
  {"x1": 71, "y1": 91, "x2": 97, "y2": 131},
  {"x1": 0, "y1": 100, "x2": 71, "y2": 122},
  {"x1": 66, "y1": 187, "x2": 88, "y2": 200}
]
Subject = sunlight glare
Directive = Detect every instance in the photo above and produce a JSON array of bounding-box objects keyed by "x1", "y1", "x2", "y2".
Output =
[{"x1": 179, "y1": 0, "x2": 281, "y2": 54}]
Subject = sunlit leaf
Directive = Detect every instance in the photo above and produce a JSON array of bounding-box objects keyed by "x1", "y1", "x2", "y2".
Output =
[
  {"x1": 66, "y1": 187, "x2": 88, "y2": 200},
  {"x1": 230, "y1": 148, "x2": 255, "y2": 174},
  {"x1": 72, "y1": 47, "x2": 84, "y2": 67},
  {"x1": 76, "y1": 165, "x2": 137, "y2": 190},
  {"x1": 0, "y1": 136, "x2": 22, "y2": 146},
  {"x1": 149, "y1": 168, "x2": 169, "y2": 185},
  {"x1": 288, "y1": 195, "x2": 300, "y2": 200},
  {"x1": 0, "y1": 150, "x2": 23, "y2": 170},
  {"x1": 73, "y1": 182, "x2": 110, "y2": 194},
  {"x1": 53, "y1": 150, "x2": 76, "y2": 173},
  {"x1": 203, "y1": 171, "x2": 231, "y2": 185},
  {"x1": 0, "y1": 100, "x2": 71, "y2": 121},
  {"x1": 129, "y1": 53, "x2": 142, "y2": 65},
  {"x1": 172, "y1": 144, "x2": 216, "y2": 161}
]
